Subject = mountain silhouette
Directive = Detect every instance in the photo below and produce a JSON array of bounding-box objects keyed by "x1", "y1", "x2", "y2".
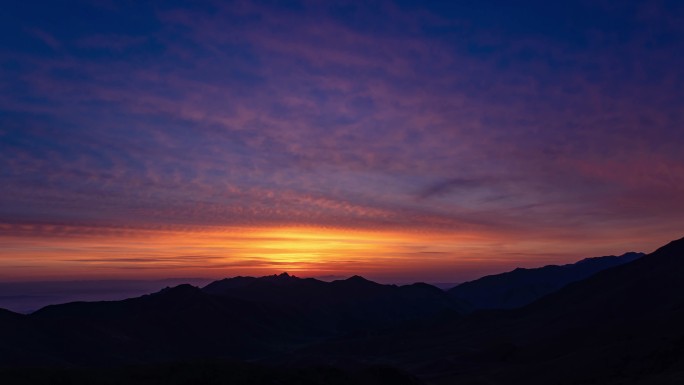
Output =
[
  {"x1": 205, "y1": 273, "x2": 466, "y2": 334},
  {"x1": 448, "y1": 252, "x2": 643, "y2": 309},
  {"x1": 0, "y1": 275, "x2": 463, "y2": 367},
  {"x1": 3, "y1": 283, "x2": 299, "y2": 365},
  {"x1": 287, "y1": 237, "x2": 684, "y2": 384},
  {"x1": 2, "y1": 237, "x2": 683, "y2": 385},
  {"x1": 474, "y1": 236, "x2": 684, "y2": 384}
]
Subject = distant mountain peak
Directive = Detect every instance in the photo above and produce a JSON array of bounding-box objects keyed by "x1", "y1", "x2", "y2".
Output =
[
  {"x1": 401, "y1": 282, "x2": 444, "y2": 293},
  {"x1": 160, "y1": 283, "x2": 197, "y2": 291},
  {"x1": 263, "y1": 272, "x2": 296, "y2": 279},
  {"x1": 156, "y1": 284, "x2": 202, "y2": 297},
  {"x1": 333, "y1": 275, "x2": 383, "y2": 291},
  {"x1": 262, "y1": 272, "x2": 301, "y2": 284},
  {"x1": 344, "y1": 275, "x2": 374, "y2": 284}
]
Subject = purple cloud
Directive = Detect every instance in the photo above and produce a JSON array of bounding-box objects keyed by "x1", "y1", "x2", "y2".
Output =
[{"x1": 1, "y1": 0, "x2": 683, "y2": 281}]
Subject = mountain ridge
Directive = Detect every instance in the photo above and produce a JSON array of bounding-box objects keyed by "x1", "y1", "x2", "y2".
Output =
[
  {"x1": 282, "y1": 237, "x2": 684, "y2": 384},
  {"x1": 448, "y1": 251, "x2": 644, "y2": 309},
  {"x1": 0, "y1": 274, "x2": 465, "y2": 367},
  {"x1": 2, "y1": 237, "x2": 683, "y2": 385}
]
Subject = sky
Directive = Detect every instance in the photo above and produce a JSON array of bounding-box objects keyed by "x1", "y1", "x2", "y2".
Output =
[{"x1": 1, "y1": 0, "x2": 684, "y2": 283}]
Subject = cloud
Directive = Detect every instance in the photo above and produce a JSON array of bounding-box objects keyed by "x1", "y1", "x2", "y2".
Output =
[
  {"x1": 1, "y1": 1, "x2": 683, "y2": 281},
  {"x1": 416, "y1": 178, "x2": 492, "y2": 200},
  {"x1": 76, "y1": 34, "x2": 149, "y2": 51},
  {"x1": 26, "y1": 28, "x2": 61, "y2": 50}
]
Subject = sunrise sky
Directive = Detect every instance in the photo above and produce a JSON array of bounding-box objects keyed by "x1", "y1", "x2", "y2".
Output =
[{"x1": 1, "y1": 1, "x2": 683, "y2": 283}]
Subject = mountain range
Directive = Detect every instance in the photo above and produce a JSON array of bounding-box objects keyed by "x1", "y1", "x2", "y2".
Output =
[
  {"x1": 1, "y1": 238, "x2": 683, "y2": 384},
  {"x1": 448, "y1": 252, "x2": 643, "y2": 309},
  {"x1": 0, "y1": 274, "x2": 465, "y2": 367},
  {"x1": 283, "y1": 238, "x2": 684, "y2": 384}
]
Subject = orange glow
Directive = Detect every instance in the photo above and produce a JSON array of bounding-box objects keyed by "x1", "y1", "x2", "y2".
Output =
[{"x1": 0, "y1": 223, "x2": 665, "y2": 282}]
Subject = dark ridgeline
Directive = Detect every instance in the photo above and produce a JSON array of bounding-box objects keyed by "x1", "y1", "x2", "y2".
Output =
[
  {"x1": 449, "y1": 252, "x2": 643, "y2": 309},
  {"x1": 1, "y1": 237, "x2": 683, "y2": 385},
  {"x1": 286, "y1": 237, "x2": 684, "y2": 384},
  {"x1": 0, "y1": 275, "x2": 464, "y2": 368},
  {"x1": 204, "y1": 273, "x2": 467, "y2": 332},
  {"x1": 0, "y1": 278, "x2": 214, "y2": 314}
]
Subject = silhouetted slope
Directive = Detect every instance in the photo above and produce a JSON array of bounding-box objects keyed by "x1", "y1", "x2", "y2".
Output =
[
  {"x1": 0, "y1": 308, "x2": 22, "y2": 322},
  {"x1": 418, "y1": 237, "x2": 681, "y2": 384},
  {"x1": 286, "y1": 237, "x2": 684, "y2": 384},
  {"x1": 0, "y1": 309, "x2": 28, "y2": 364},
  {"x1": 3, "y1": 284, "x2": 308, "y2": 366},
  {"x1": 481, "y1": 236, "x2": 684, "y2": 384},
  {"x1": 448, "y1": 252, "x2": 643, "y2": 309},
  {"x1": 0, "y1": 278, "x2": 213, "y2": 314}
]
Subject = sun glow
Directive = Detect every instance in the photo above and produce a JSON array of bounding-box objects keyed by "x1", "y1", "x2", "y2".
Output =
[
  {"x1": 0, "y1": 222, "x2": 644, "y2": 282},
  {"x1": 0, "y1": 224, "x2": 480, "y2": 280}
]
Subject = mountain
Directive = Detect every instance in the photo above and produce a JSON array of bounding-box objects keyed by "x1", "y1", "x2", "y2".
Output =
[
  {"x1": 0, "y1": 278, "x2": 213, "y2": 314},
  {"x1": 459, "y1": 236, "x2": 684, "y2": 384},
  {"x1": 286, "y1": 237, "x2": 684, "y2": 384},
  {"x1": 2, "y1": 284, "x2": 300, "y2": 366},
  {"x1": 2, "y1": 236, "x2": 683, "y2": 385},
  {"x1": 0, "y1": 275, "x2": 464, "y2": 367},
  {"x1": 0, "y1": 308, "x2": 27, "y2": 363},
  {"x1": 448, "y1": 252, "x2": 643, "y2": 309},
  {"x1": 204, "y1": 273, "x2": 466, "y2": 332}
]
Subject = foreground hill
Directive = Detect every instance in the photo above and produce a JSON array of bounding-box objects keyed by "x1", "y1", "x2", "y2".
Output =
[
  {"x1": 448, "y1": 252, "x2": 643, "y2": 309},
  {"x1": 0, "y1": 361, "x2": 423, "y2": 385}
]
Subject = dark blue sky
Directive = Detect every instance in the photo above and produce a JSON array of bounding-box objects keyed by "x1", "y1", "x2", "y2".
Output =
[{"x1": 1, "y1": 0, "x2": 683, "y2": 281}]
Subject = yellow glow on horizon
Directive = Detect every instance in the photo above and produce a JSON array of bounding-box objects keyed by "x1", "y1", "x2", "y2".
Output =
[
  {"x1": 0, "y1": 224, "x2": 482, "y2": 279},
  {"x1": 0, "y1": 223, "x2": 653, "y2": 282}
]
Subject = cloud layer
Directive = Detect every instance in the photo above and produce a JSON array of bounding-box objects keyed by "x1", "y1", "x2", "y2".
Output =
[{"x1": 1, "y1": 1, "x2": 683, "y2": 281}]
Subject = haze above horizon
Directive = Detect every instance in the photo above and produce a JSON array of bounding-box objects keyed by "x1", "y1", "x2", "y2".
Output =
[{"x1": 1, "y1": 1, "x2": 683, "y2": 283}]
